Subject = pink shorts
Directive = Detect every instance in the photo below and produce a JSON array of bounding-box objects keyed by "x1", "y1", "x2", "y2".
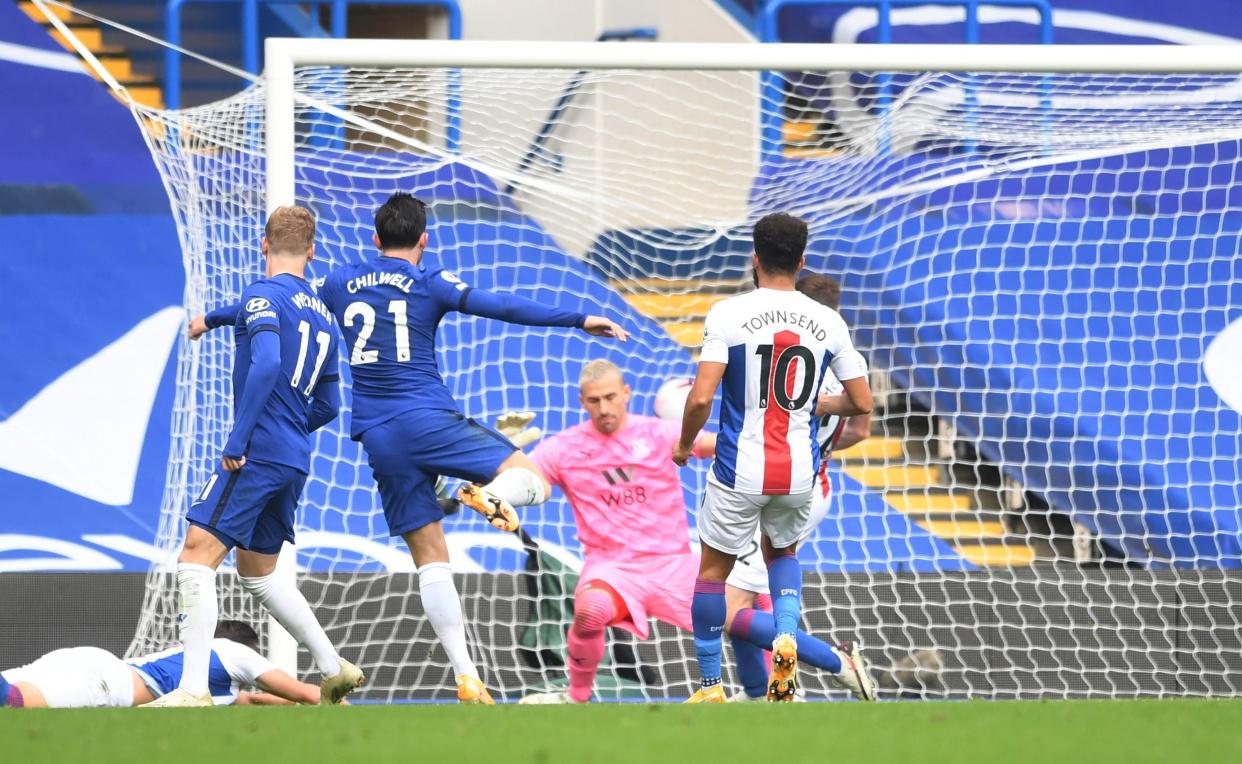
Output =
[{"x1": 576, "y1": 550, "x2": 699, "y2": 639}]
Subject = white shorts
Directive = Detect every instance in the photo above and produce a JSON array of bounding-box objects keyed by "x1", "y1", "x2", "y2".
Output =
[
  {"x1": 725, "y1": 484, "x2": 833, "y2": 594},
  {"x1": 697, "y1": 480, "x2": 813, "y2": 556},
  {"x1": 1, "y1": 646, "x2": 136, "y2": 708}
]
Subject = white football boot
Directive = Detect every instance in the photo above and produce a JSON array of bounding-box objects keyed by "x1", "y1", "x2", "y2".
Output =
[
  {"x1": 142, "y1": 688, "x2": 212, "y2": 707},
  {"x1": 320, "y1": 659, "x2": 366, "y2": 705},
  {"x1": 831, "y1": 642, "x2": 877, "y2": 701}
]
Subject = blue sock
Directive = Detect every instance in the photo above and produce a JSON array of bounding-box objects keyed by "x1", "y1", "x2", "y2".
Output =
[
  {"x1": 691, "y1": 578, "x2": 727, "y2": 687},
  {"x1": 730, "y1": 607, "x2": 842, "y2": 674},
  {"x1": 0, "y1": 672, "x2": 18, "y2": 707},
  {"x1": 766, "y1": 555, "x2": 803, "y2": 637},
  {"x1": 729, "y1": 634, "x2": 770, "y2": 698}
]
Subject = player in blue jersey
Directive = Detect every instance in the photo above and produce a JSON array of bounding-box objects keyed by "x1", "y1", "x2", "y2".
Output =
[
  {"x1": 193, "y1": 193, "x2": 628, "y2": 702},
  {"x1": 150, "y1": 207, "x2": 363, "y2": 707},
  {"x1": 0, "y1": 622, "x2": 324, "y2": 708},
  {"x1": 324, "y1": 193, "x2": 627, "y2": 702}
]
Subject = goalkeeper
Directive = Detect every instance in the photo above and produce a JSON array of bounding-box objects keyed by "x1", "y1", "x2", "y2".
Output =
[{"x1": 490, "y1": 360, "x2": 865, "y2": 703}]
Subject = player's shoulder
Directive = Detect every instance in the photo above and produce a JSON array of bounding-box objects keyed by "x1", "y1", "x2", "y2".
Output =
[
  {"x1": 428, "y1": 266, "x2": 470, "y2": 296},
  {"x1": 241, "y1": 276, "x2": 278, "y2": 300},
  {"x1": 706, "y1": 289, "x2": 755, "y2": 314},
  {"x1": 211, "y1": 638, "x2": 271, "y2": 672},
  {"x1": 547, "y1": 417, "x2": 594, "y2": 444},
  {"x1": 210, "y1": 637, "x2": 249, "y2": 660},
  {"x1": 539, "y1": 418, "x2": 599, "y2": 457},
  {"x1": 802, "y1": 296, "x2": 850, "y2": 334},
  {"x1": 626, "y1": 413, "x2": 666, "y2": 433},
  {"x1": 318, "y1": 260, "x2": 355, "y2": 293},
  {"x1": 239, "y1": 279, "x2": 282, "y2": 319},
  {"x1": 628, "y1": 414, "x2": 680, "y2": 444}
]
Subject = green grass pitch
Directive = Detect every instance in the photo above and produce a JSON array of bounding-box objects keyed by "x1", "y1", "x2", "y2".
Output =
[{"x1": 4, "y1": 699, "x2": 1239, "y2": 763}]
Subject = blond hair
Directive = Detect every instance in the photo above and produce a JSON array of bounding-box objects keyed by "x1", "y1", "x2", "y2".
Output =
[
  {"x1": 264, "y1": 205, "x2": 315, "y2": 255},
  {"x1": 579, "y1": 359, "x2": 625, "y2": 387}
]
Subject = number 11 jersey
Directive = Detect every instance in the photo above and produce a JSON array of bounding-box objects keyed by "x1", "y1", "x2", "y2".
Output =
[{"x1": 700, "y1": 287, "x2": 867, "y2": 495}]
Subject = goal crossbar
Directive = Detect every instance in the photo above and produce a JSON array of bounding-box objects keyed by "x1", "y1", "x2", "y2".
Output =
[
  {"x1": 263, "y1": 39, "x2": 1242, "y2": 213},
  {"x1": 264, "y1": 39, "x2": 1242, "y2": 73}
]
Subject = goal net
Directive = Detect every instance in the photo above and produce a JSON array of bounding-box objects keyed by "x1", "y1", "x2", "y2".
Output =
[{"x1": 129, "y1": 40, "x2": 1242, "y2": 700}]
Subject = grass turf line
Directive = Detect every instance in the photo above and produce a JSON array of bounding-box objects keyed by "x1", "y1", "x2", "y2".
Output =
[{"x1": 3, "y1": 699, "x2": 1240, "y2": 763}]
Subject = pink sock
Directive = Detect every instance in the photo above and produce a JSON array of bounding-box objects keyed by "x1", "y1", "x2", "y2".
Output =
[
  {"x1": 6, "y1": 685, "x2": 24, "y2": 707},
  {"x1": 566, "y1": 587, "x2": 618, "y2": 703}
]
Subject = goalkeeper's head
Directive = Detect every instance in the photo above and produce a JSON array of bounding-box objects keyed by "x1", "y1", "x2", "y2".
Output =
[
  {"x1": 261, "y1": 205, "x2": 316, "y2": 276},
  {"x1": 752, "y1": 212, "x2": 807, "y2": 282},
  {"x1": 374, "y1": 192, "x2": 428, "y2": 257},
  {"x1": 214, "y1": 620, "x2": 261, "y2": 652},
  {"x1": 579, "y1": 359, "x2": 631, "y2": 435}
]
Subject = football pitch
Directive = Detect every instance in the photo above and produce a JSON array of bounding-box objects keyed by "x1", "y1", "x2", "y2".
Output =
[{"x1": 4, "y1": 699, "x2": 1239, "y2": 763}]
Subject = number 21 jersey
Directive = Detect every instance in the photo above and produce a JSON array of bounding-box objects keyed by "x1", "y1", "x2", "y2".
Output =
[{"x1": 700, "y1": 287, "x2": 867, "y2": 495}]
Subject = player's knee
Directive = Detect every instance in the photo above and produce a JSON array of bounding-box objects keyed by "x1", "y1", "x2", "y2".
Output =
[
  {"x1": 180, "y1": 525, "x2": 228, "y2": 567},
  {"x1": 760, "y1": 535, "x2": 797, "y2": 563},
  {"x1": 572, "y1": 588, "x2": 617, "y2": 634}
]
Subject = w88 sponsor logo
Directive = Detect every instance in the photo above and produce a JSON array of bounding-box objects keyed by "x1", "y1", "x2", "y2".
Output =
[{"x1": 598, "y1": 467, "x2": 647, "y2": 507}]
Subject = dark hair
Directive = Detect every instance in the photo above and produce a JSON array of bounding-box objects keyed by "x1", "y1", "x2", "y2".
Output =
[
  {"x1": 796, "y1": 273, "x2": 840, "y2": 310},
  {"x1": 753, "y1": 212, "x2": 808, "y2": 276},
  {"x1": 375, "y1": 192, "x2": 427, "y2": 249},
  {"x1": 214, "y1": 620, "x2": 261, "y2": 652}
]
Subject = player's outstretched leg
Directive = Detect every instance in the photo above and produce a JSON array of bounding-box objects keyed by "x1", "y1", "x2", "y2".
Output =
[
  {"x1": 765, "y1": 552, "x2": 803, "y2": 702},
  {"x1": 458, "y1": 450, "x2": 551, "y2": 533},
  {"x1": 457, "y1": 483, "x2": 520, "y2": 532},
  {"x1": 725, "y1": 606, "x2": 874, "y2": 695}
]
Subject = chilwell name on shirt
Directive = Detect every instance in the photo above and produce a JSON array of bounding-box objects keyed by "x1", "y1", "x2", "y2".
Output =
[{"x1": 346, "y1": 271, "x2": 414, "y2": 294}]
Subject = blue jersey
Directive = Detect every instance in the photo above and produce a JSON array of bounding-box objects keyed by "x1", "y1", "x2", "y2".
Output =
[
  {"x1": 127, "y1": 638, "x2": 275, "y2": 705},
  {"x1": 319, "y1": 256, "x2": 587, "y2": 439},
  {"x1": 225, "y1": 273, "x2": 340, "y2": 469}
]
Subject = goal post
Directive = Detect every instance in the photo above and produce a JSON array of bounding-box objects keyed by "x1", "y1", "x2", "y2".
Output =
[{"x1": 131, "y1": 38, "x2": 1242, "y2": 700}]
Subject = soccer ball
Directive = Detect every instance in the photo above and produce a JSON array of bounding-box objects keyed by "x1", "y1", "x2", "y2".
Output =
[{"x1": 654, "y1": 378, "x2": 694, "y2": 421}]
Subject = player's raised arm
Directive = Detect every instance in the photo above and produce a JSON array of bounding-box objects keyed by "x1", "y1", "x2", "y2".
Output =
[{"x1": 433, "y1": 270, "x2": 628, "y2": 342}]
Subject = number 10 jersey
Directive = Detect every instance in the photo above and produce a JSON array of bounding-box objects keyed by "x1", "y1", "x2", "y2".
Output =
[{"x1": 700, "y1": 287, "x2": 867, "y2": 495}]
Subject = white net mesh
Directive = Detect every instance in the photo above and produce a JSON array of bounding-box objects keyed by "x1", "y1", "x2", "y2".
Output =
[{"x1": 129, "y1": 59, "x2": 1242, "y2": 700}]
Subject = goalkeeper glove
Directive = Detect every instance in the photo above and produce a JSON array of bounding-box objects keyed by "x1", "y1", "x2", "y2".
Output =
[{"x1": 494, "y1": 410, "x2": 543, "y2": 449}]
